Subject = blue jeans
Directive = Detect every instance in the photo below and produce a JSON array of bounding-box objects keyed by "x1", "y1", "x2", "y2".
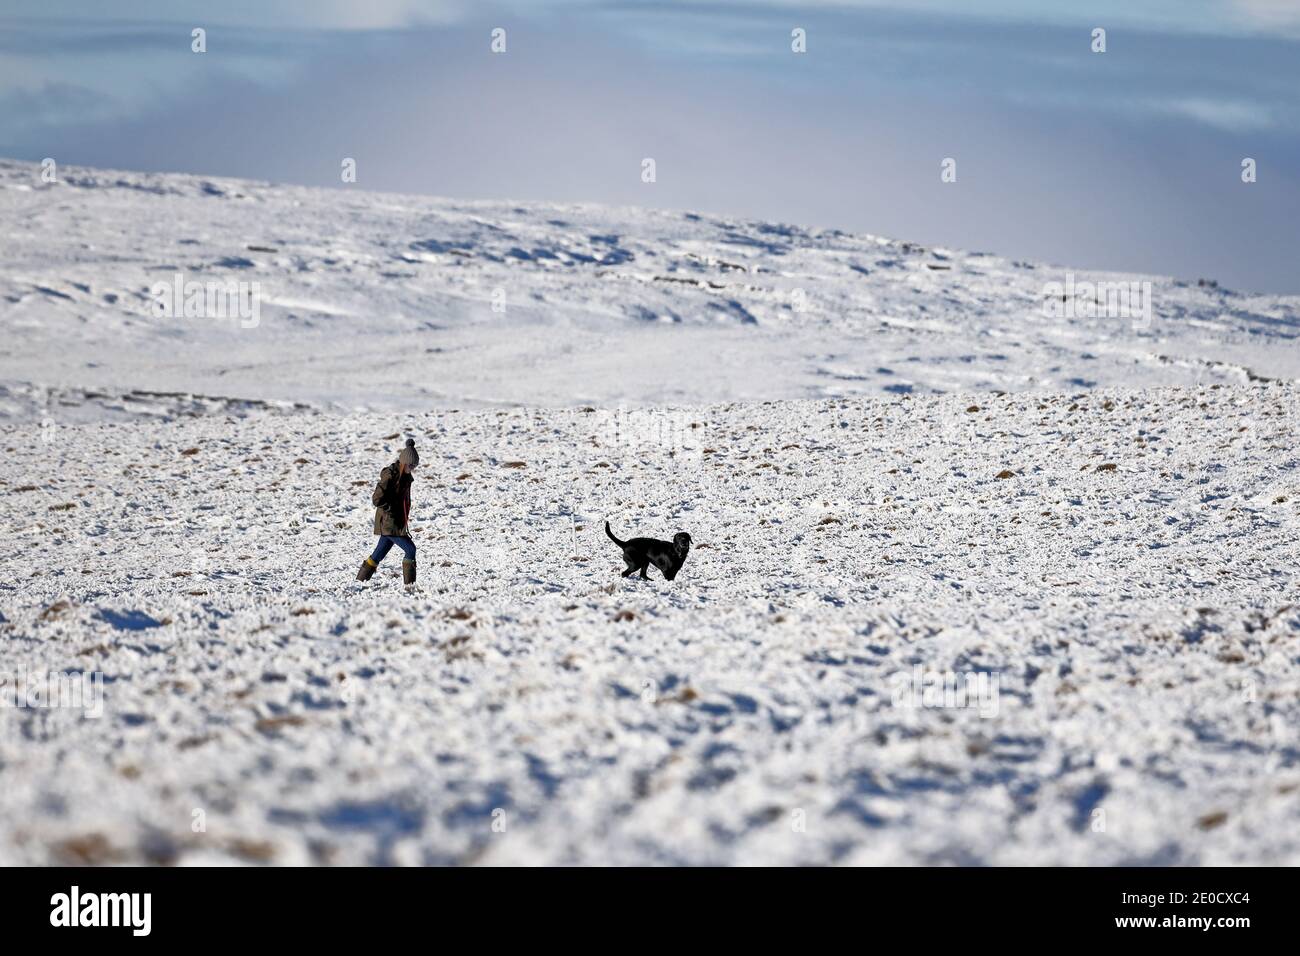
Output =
[{"x1": 370, "y1": 535, "x2": 416, "y2": 564}]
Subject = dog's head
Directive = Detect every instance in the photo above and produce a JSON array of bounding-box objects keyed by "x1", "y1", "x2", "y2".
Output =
[{"x1": 666, "y1": 533, "x2": 692, "y2": 580}]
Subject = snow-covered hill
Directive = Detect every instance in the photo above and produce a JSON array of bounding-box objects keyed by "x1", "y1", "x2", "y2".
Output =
[
  {"x1": 2, "y1": 158, "x2": 1297, "y2": 421},
  {"x1": 2, "y1": 385, "x2": 1298, "y2": 864},
  {"x1": 2, "y1": 160, "x2": 1298, "y2": 865}
]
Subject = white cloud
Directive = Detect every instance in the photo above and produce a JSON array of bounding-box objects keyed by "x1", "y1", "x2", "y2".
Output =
[
  {"x1": 1233, "y1": 0, "x2": 1300, "y2": 30},
  {"x1": 1, "y1": 0, "x2": 463, "y2": 30},
  {"x1": 1153, "y1": 96, "x2": 1276, "y2": 131}
]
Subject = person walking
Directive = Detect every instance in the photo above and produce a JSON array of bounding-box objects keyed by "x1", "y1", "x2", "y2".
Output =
[{"x1": 357, "y1": 438, "x2": 419, "y2": 586}]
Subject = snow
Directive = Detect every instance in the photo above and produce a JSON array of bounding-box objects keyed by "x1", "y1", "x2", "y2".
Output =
[
  {"x1": 1, "y1": 159, "x2": 1298, "y2": 864},
  {"x1": 2, "y1": 158, "x2": 1297, "y2": 420}
]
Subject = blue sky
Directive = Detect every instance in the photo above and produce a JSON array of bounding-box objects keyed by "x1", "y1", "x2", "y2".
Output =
[{"x1": 2, "y1": 1, "x2": 1298, "y2": 292}]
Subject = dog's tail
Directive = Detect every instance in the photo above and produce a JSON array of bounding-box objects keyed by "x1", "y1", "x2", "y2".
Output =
[{"x1": 605, "y1": 521, "x2": 626, "y2": 547}]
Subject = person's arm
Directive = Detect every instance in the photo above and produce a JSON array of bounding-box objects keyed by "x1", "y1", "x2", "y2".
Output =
[{"x1": 372, "y1": 466, "x2": 395, "y2": 506}]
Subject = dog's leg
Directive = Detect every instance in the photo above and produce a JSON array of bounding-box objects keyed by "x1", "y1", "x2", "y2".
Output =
[{"x1": 639, "y1": 561, "x2": 650, "y2": 580}]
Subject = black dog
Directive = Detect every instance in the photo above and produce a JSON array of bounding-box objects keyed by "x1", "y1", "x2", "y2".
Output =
[{"x1": 605, "y1": 522, "x2": 691, "y2": 581}]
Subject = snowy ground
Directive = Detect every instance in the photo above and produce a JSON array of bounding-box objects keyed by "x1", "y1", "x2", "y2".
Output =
[
  {"x1": 2, "y1": 160, "x2": 1298, "y2": 865},
  {"x1": 2, "y1": 385, "x2": 1298, "y2": 865}
]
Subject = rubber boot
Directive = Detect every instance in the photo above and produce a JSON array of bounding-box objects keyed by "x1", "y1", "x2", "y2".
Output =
[
  {"x1": 402, "y1": 559, "x2": 416, "y2": 586},
  {"x1": 357, "y1": 557, "x2": 378, "y2": 582}
]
